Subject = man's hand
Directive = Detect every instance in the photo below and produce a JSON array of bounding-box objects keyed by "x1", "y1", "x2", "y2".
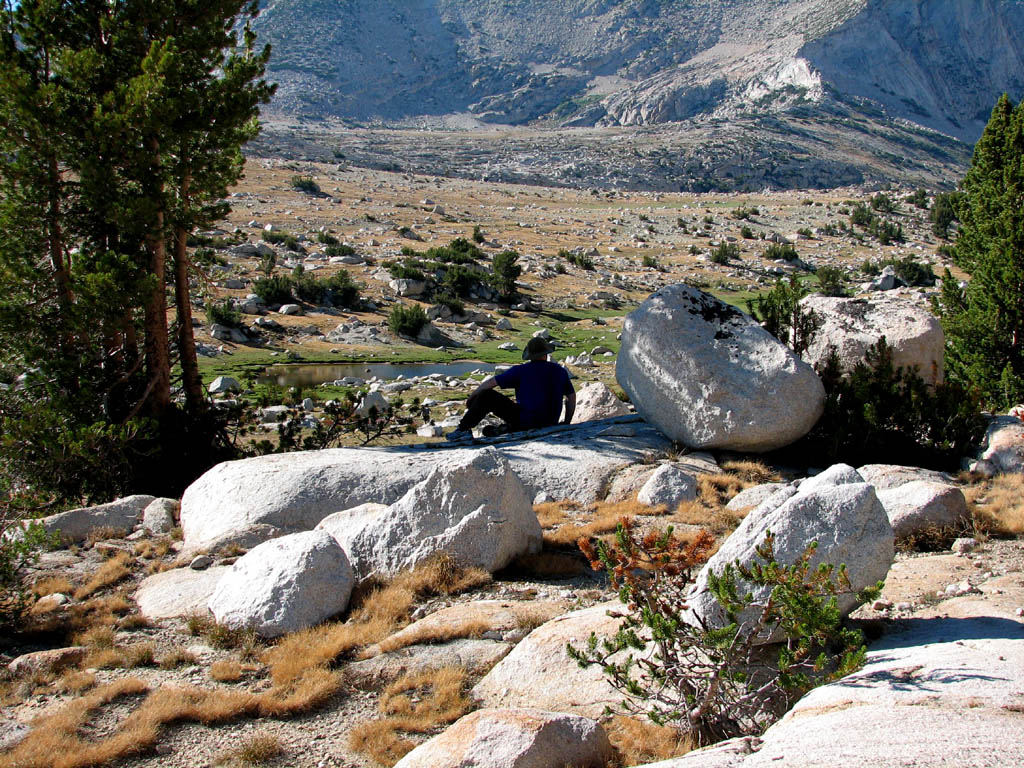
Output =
[{"x1": 562, "y1": 390, "x2": 576, "y2": 425}]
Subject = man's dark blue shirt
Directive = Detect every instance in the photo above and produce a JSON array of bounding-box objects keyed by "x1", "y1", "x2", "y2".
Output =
[{"x1": 494, "y1": 360, "x2": 573, "y2": 429}]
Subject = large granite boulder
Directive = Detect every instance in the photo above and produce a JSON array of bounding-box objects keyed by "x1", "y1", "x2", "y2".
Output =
[
  {"x1": 800, "y1": 294, "x2": 944, "y2": 385},
  {"x1": 687, "y1": 476, "x2": 894, "y2": 632},
  {"x1": 856, "y1": 463, "x2": 955, "y2": 490},
  {"x1": 320, "y1": 449, "x2": 540, "y2": 580},
  {"x1": 134, "y1": 566, "x2": 230, "y2": 620},
  {"x1": 179, "y1": 416, "x2": 670, "y2": 552},
  {"x1": 208, "y1": 530, "x2": 354, "y2": 638},
  {"x1": 40, "y1": 495, "x2": 155, "y2": 544},
  {"x1": 394, "y1": 708, "x2": 613, "y2": 768},
  {"x1": 616, "y1": 284, "x2": 824, "y2": 452},
  {"x1": 637, "y1": 463, "x2": 698, "y2": 508}
]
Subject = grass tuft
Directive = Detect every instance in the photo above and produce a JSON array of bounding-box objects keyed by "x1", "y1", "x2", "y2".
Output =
[
  {"x1": 74, "y1": 552, "x2": 133, "y2": 600},
  {"x1": 159, "y1": 647, "x2": 199, "y2": 670},
  {"x1": 604, "y1": 715, "x2": 692, "y2": 766},
  {"x1": 965, "y1": 474, "x2": 1024, "y2": 537},
  {"x1": 210, "y1": 660, "x2": 246, "y2": 682},
  {"x1": 215, "y1": 733, "x2": 283, "y2": 766}
]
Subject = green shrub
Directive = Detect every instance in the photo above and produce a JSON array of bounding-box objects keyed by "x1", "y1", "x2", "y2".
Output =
[
  {"x1": 793, "y1": 338, "x2": 985, "y2": 470},
  {"x1": 290, "y1": 175, "x2": 321, "y2": 194},
  {"x1": 731, "y1": 205, "x2": 756, "y2": 220},
  {"x1": 560, "y1": 249, "x2": 594, "y2": 270},
  {"x1": 252, "y1": 275, "x2": 293, "y2": 305},
  {"x1": 814, "y1": 266, "x2": 847, "y2": 297},
  {"x1": 871, "y1": 218, "x2": 904, "y2": 245},
  {"x1": 386, "y1": 260, "x2": 427, "y2": 281},
  {"x1": 642, "y1": 254, "x2": 660, "y2": 269},
  {"x1": 710, "y1": 242, "x2": 739, "y2": 264},
  {"x1": 740, "y1": 225, "x2": 754, "y2": 239},
  {"x1": 291, "y1": 267, "x2": 326, "y2": 304},
  {"x1": 424, "y1": 238, "x2": 484, "y2": 265},
  {"x1": 861, "y1": 257, "x2": 935, "y2": 286},
  {"x1": 762, "y1": 242, "x2": 798, "y2": 262},
  {"x1": 472, "y1": 225, "x2": 485, "y2": 244},
  {"x1": 929, "y1": 192, "x2": 960, "y2": 238},
  {"x1": 849, "y1": 203, "x2": 874, "y2": 229},
  {"x1": 797, "y1": 227, "x2": 813, "y2": 238},
  {"x1": 0, "y1": 511, "x2": 56, "y2": 628},
  {"x1": 258, "y1": 250, "x2": 276, "y2": 276},
  {"x1": 906, "y1": 188, "x2": 929, "y2": 209},
  {"x1": 261, "y1": 230, "x2": 301, "y2": 251},
  {"x1": 388, "y1": 303, "x2": 428, "y2": 337},
  {"x1": 324, "y1": 243, "x2": 355, "y2": 257},
  {"x1": 317, "y1": 231, "x2": 339, "y2": 245},
  {"x1": 490, "y1": 249, "x2": 521, "y2": 300},
  {"x1": 746, "y1": 276, "x2": 821, "y2": 355},
  {"x1": 870, "y1": 192, "x2": 900, "y2": 213},
  {"x1": 569, "y1": 521, "x2": 874, "y2": 746},
  {"x1": 434, "y1": 293, "x2": 464, "y2": 316},
  {"x1": 206, "y1": 299, "x2": 242, "y2": 328},
  {"x1": 325, "y1": 269, "x2": 360, "y2": 309}
]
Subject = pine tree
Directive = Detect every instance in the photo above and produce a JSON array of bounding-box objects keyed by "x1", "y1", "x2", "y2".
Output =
[
  {"x1": 937, "y1": 94, "x2": 1024, "y2": 409},
  {"x1": 0, "y1": 0, "x2": 274, "y2": 501}
]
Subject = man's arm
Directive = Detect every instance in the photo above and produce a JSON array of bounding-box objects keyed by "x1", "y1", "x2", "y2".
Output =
[{"x1": 562, "y1": 388, "x2": 576, "y2": 424}]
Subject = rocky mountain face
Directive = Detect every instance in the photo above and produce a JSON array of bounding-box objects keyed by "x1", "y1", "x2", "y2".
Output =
[{"x1": 254, "y1": 0, "x2": 1024, "y2": 144}]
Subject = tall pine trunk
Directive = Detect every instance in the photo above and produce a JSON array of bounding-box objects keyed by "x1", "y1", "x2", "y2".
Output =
[
  {"x1": 142, "y1": 137, "x2": 171, "y2": 416},
  {"x1": 173, "y1": 170, "x2": 204, "y2": 413}
]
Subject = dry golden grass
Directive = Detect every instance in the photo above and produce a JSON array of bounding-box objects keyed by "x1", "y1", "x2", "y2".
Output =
[
  {"x1": 0, "y1": 665, "x2": 342, "y2": 768},
  {"x1": 74, "y1": 552, "x2": 133, "y2": 600},
  {"x1": 349, "y1": 666, "x2": 472, "y2": 767},
  {"x1": 965, "y1": 474, "x2": 1024, "y2": 537},
  {"x1": 121, "y1": 643, "x2": 156, "y2": 668},
  {"x1": 542, "y1": 499, "x2": 653, "y2": 549},
  {"x1": 81, "y1": 648, "x2": 123, "y2": 669},
  {"x1": 33, "y1": 576, "x2": 74, "y2": 597},
  {"x1": 719, "y1": 459, "x2": 780, "y2": 485},
  {"x1": 376, "y1": 618, "x2": 491, "y2": 654},
  {"x1": 267, "y1": 555, "x2": 490, "y2": 687},
  {"x1": 84, "y1": 527, "x2": 127, "y2": 547},
  {"x1": 210, "y1": 660, "x2": 245, "y2": 682},
  {"x1": 117, "y1": 613, "x2": 152, "y2": 630},
  {"x1": 159, "y1": 647, "x2": 199, "y2": 669},
  {"x1": 604, "y1": 716, "x2": 692, "y2": 766},
  {"x1": 214, "y1": 732, "x2": 283, "y2": 766},
  {"x1": 75, "y1": 625, "x2": 116, "y2": 649},
  {"x1": 55, "y1": 671, "x2": 97, "y2": 695}
]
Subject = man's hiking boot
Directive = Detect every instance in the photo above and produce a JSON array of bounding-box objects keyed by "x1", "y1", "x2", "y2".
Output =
[
  {"x1": 480, "y1": 424, "x2": 510, "y2": 438},
  {"x1": 445, "y1": 428, "x2": 473, "y2": 443}
]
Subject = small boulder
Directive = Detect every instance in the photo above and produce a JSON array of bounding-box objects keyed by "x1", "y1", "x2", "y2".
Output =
[
  {"x1": 8, "y1": 647, "x2": 86, "y2": 677},
  {"x1": 142, "y1": 498, "x2": 178, "y2": 534},
  {"x1": 208, "y1": 376, "x2": 241, "y2": 394},
  {"x1": 394, "y1": 708, "x2": 613, "y2": 768},
  {"x1": 636, "y1": 464, "x2": 697, "y2": 508},
  {"x1": 278, "y1": 303, "x2": 302, "y2": 316},
  {"x1": 135, "y1": 566, "x2": 230, "y2": 620},
  {"x1": 355, "y1": 390, "x2": 389, "y2": 418},
  {"x1": 857, "y1": 463, "x2": 955, "y2": 491},
  {"x1": 972, "y1": 415, "x2": 1024, "y2": 476},
  {"x1": 876, "y1": 481, "x2": 969, "y2": 539},
  {"x1": 208, "y1": 530, "x2": 354, "y2": 638},
  {"x1": 799, "y1": 463, "x2": 863, "y2": 494},
  {"x1": 326, "y1": 449, "x2": 540, "y2": 581},
  {"x1": 616, "y1": 284, "x2": 824, "y2": 452},
  {"x1": 40, "y1": 494, "x2": 155, "y2": 544},
  {"x1": 687, "y1": 482, "x2": 894, "y2": 633},
  {"x1": 570, "y1": 382, "x2": 630, "y2": 424},
  {"x1": 726, "y1": 482, "x2": 787, "y2": 512}
]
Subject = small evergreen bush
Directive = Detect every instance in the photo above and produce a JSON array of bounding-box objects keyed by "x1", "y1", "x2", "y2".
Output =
[
  {"x1": 290, "y1": 175, "x2": 321, "y2": 194},
  {"x1": 762, "y1": 242, "x2": 798, "y2": 262},
  {"x1": 814, "y1": 266, "x2": 847, "y2": 297},
  {"x1": 710, "y1": 242, "x2": 739, "y2": 264},
  {"x1": 746, "y1": 276, "x2": 821, "y2": 355},
  {"x1": 252, "y1": 275, "x2": 294, "y2": 305},
  {"x1": 491, "y1": 250, "x2": 521, "y2": 300},
  {"x1": 206, "y1": 300, "x2": 243, "y2": 328},
  {"x1": 388, "y1": 303, "x2": 428, "y2": 337},
  {"x1": 324, "y1": 243, "x2": 355, "y2": 257}
]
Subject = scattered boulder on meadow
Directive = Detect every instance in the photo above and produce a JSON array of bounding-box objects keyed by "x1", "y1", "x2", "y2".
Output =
[
  {"x1": 473, "y1": 601, "x2": 626, "y2": 718},
  {"x1": 856, "y1": 463, "x2": 955, "y2": 490},
  {"x1": 971, "y1": 415, "x2": 1024, "y2": 476},
  {"x1": 616, "y1": 284, "x2": 824, "y2": 452},
  {"x1": 637, "y1": 463, "x2": 698, "y2": 508},
  {"x1": 179, "y1": 417, "x2": 671, "y2": 553},
  {"x1": 876, "y1": 481, "x2": 969, "y2": 539},
  {"x1": 39, "y1": 494, "x2": 155, "y2": 544},
  {"x1": 394, "y1": 708, "x2": 613, "y2": 768},
  {"x1": 135, "y1": 566, "x2": 231, "y2": 621},
  {"x1": 570, "y1": 381, "x2": 630, "y2": 423},
  {"x1": 207, "y1": 375, "x2": 241, "y2": 394},
  {"x1": 800, "y1": 294, "x2": 945, "y2": 385},
  {"x1": 208, "y1": 530, "x2": 354, "y2": 638},
  {"x1": 687, "y1": 475, "x2": 894, "y2": 633},
  {"x1": 141, "y1": 498, "x2": 178, "y2": 534},
  {"x1": 323, "y1": 449, "x2": 540, "y2": 581}
]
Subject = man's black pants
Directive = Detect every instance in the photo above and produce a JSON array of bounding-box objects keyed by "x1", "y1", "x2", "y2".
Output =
[{"x1": 457, "y1": 389, "x2": 521, "y2": 432}]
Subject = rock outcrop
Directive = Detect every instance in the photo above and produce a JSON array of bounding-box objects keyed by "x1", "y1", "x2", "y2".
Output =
[
  {"x1": 800, "y1": 295, "x2": 944, "y2": 385},
  {"x1": 617, "y1": 285, "x2": 824, "y2": 452},
  {"x1": 570, "y1": 381, "x2": 630, "y2": 424},
  {"x1": 179, "y1": 416, "x2": 671, "y2": 552},
  {"x1": 40, "y1": 495, "x2": 155, "y2": 544}
]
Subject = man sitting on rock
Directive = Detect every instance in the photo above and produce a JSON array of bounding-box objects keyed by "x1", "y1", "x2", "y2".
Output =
[{"x1": 447, "y1": 337, "x2": 576, "y2": 441}]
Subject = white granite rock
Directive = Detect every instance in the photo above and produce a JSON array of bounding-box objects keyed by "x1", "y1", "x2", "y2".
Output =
[
  {"x1": 208, "y1": 530, "x2": 354, "y2": 638},
  {"x1": 856, "y1": 463, "x2": 955, "y2": 490},
  {"x1": 973, "y1": 415, "x2": 1024, "y2": 476},
  {"x1": 637, "y1": 463, "x2": 698, "y2": 508},
  {"x1": 326, "y1": 449, "x2": 540, "y2": 580},
  {"x1": 141, "y1": 498, "x2": 178, "y2": 534},
  {"x1": 40, "y1": 495, "x2": 155, "y2": 544},
  {"x1": 135, "y1": 566, "x2": 230, "y2": 620},
  {"x1": 617, "y1": 284, "x2": 824, "y2": 452},
  {"x1": 726, "y1": 483, "x2": 787, "y2": 512},
  {"x1": 570, "y1": 381, "x2": 630, "y2": 423},
  {"x1": 876, "y1": 480, "x2": 969, "y2": 539},
  {"x1": 687, "y1": 482, "x2": 894, "y2": 632},
  {"x1": 798, "y1": 463, "x2": 863, "y2": 494},
  {"x1": 208, "y1": 375, "x2": 241, "y2": 394},
  {"x1": 394, "y1": 708, "x2": 613, "y2": 768}
]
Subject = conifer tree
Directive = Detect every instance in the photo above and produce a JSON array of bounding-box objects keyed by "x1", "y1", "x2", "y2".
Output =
[{"x1": 937, "y1": 94, "x2": 1024, "y2": 409}]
